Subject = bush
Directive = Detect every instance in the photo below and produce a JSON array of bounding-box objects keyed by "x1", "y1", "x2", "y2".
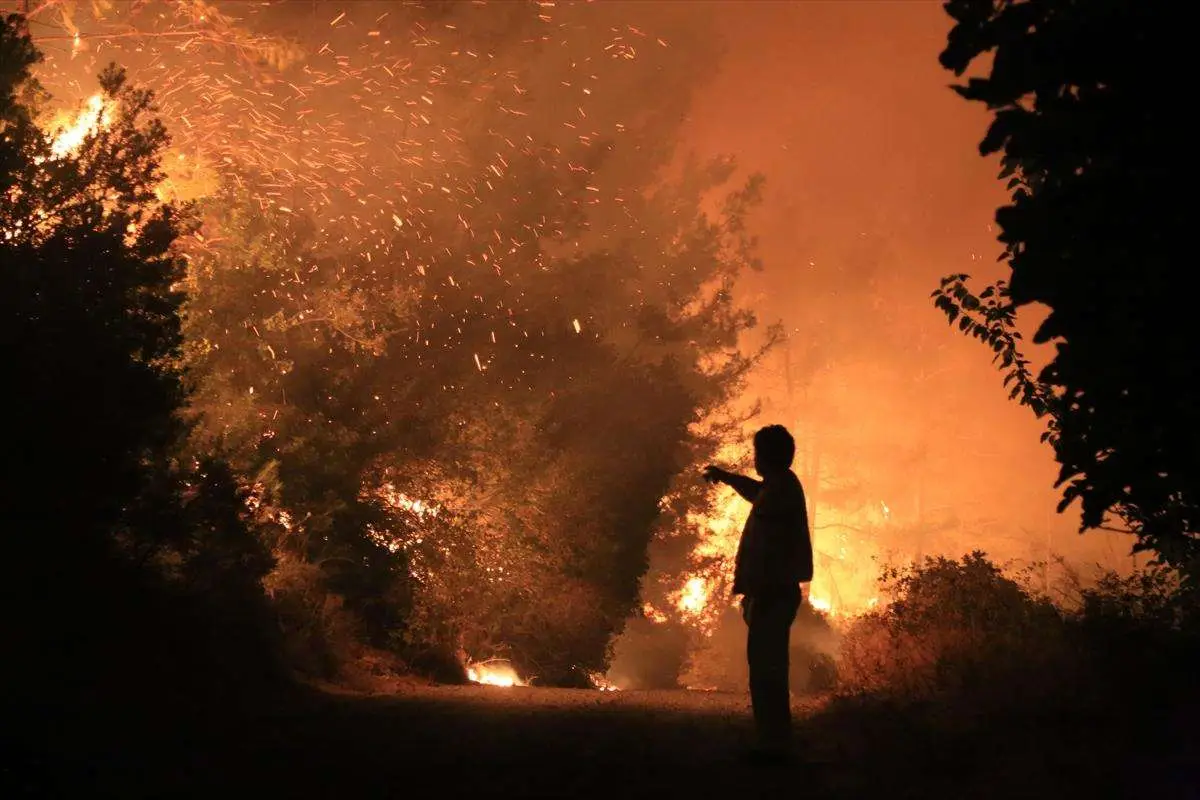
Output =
[
  {"x1": 1076, "y1": 564, "x2": 1194, "y2": 632},
  {"x1": 264, "y1": 556, "x2": 364, "y2": 680},
  {"x1": 1067, "y1": 564, "x2": 1200, "y2": 694},
  {"x1": 838, "y1": 552, "x2": 1066, "y2": 698},
  {"x1": 836, "y1": 548, "x2": 1200, "y2": 734}
]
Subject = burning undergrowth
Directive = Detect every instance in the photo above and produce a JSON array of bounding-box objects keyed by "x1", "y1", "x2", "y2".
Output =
[{"x1": 465, "y1": 659, "x2": 524, "y2": 688}]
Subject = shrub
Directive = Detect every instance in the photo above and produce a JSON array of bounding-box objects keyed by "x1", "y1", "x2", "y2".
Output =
[
  {"x1": 838, "y1": 552, "x2": 1066, "y2": 698},
  {"x1": 264, "y1": 555, "x2": 363, "y2": 680},
  {"x1": 1067, "y1": 564, "x2": 1200, "y2": 696}
]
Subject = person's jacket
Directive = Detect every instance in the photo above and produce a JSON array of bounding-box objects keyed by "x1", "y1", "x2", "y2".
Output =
[{"x1": 732, "y1": 469, "x2": 813, "y2": 596}]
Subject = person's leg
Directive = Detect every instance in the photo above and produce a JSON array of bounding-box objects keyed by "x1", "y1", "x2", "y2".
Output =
[
  {"x1": 761, "y1": 590, "x2": 798, "y2": 746},
  {"x1": 746, "y1": 600, "x2": 768, "y2": 743},
  {"x1": 747, "y1": 588, "x2": 800, "y2": 750}
]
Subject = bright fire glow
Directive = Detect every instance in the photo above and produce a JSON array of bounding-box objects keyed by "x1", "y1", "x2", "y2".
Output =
[
  {"x1": 466, "y1": 661, "x2": 523, "y2": 687},
  {"x1": 37, "y1": 92, "x2": 215, "y2": 210},
  {"x1": 676, "y1": 576, "x2": 710, "y2": 617},
  {"x1": 808, "y1": 594, "x2": 833, "y2": 613},
  {"x1": 48, "y1": 93, "x2": 111, "y2": 158},
  {"x1": 642, "y1": 602, "x2": 669, "y2": 624},
  {"x1": 366, "y1": 485, "x2": 442, "y2": 554},
  {"x1": 671, "y1": 450, "x2": 894, "y2": 629},
  {"x1": 378, "y1": 483, "x2": 441, "y2": 521},
  {"x1": 588, "y1": 672, "x2": 621, "y2": 691}
]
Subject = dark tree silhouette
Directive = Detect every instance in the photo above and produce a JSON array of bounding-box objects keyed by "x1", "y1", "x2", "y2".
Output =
[
  {"x1": 931, "y1": 0, "x2": 1195, "y2": 575},
  {"x1": 1, "y1": 13, "x2": 277, "y2": 710}
]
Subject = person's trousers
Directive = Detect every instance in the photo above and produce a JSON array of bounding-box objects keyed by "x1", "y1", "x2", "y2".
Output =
[{"x1": 745, "y1": 586, "x2": 801, "y2": 746}]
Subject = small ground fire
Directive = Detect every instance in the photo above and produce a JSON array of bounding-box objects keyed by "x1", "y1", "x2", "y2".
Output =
[{"x1": 465, "y1": 661, "x2": 523, "y2": 688}]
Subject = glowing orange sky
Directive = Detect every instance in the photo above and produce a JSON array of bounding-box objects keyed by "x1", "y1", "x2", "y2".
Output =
[
  {"x1": 678, "y1": 1, "x2": 1130, "y2": 575},
  {"x1": 15, "y1": 0, "x2": 1133, "y2": 580}
]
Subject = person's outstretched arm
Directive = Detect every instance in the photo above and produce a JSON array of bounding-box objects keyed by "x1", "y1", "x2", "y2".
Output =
[{"x1": 702, "y1": 465, "x2": 762, "y2": 502}]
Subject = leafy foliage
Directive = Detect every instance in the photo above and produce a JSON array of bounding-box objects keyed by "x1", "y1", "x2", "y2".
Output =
[
  {"x1": 176, "y1": 6, "x2": 768, "y2": 679},
  {"x1": 8, "y1": 3, "x2": 771, "y2": 686},
  {"x1": 932, "y1": 0, "x2": 1197, "y2": 576},
  {"x1": 837, "y1": 549, "x2": 1200, "y2": 742},
  {"x1": 838, "y1": 552, "x2": 1063, "y2": 696},
  {"x1": 184, "y1": 158, "x2": 767, "y2": 684},
  {"x1": 931, "y1": 276, "x2": 1059, "y2": 442}
]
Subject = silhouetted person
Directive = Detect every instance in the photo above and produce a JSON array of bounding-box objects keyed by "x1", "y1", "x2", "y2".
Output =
[{"x1": 704, "y1": 425, "x2": 813, "y2": 763}]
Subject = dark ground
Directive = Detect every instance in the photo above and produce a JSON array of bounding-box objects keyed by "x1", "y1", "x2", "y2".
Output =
[{"x1": 6, "y1": 682, "x2": 1199, "y2": 799}]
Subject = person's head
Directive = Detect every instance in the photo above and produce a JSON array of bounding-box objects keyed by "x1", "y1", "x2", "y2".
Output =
[{"x1": 753, "y1": 424, "x2": 795, "y2": 477}]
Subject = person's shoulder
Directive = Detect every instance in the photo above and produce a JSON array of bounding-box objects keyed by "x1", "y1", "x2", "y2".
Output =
[
  {"x1": 782, "y1": 471, "x2": 808, "y2": 506},
  {"x1": 756, "y1": 472, "x2": 803, "y2": 509}
]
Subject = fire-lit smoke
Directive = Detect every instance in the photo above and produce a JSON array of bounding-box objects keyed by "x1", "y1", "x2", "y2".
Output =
[
  {"x1": 14, "y1": 0, "x2": 704, "y2": 268},
  {"x1": 12, "y1": 1, "x2": 1139, "y2": 689},
  {"x1": 668, "y1": 476, "x2": 883, "y2": 628},
  {"x1": 611, "y1": 2, "x2": 1135, "y2": 688},
  {"x1": 655, "y1": 438, "x2": 886, "y2": 649}
]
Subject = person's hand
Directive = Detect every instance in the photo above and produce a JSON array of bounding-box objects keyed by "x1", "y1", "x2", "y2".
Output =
[{"x1": 702, "y1": 464, "x2": 727, "y2": 484}]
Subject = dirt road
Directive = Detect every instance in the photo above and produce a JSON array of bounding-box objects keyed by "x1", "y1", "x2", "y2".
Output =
[{"x1": 8, "y1": 682, "x2": 1195, "y2": 799}]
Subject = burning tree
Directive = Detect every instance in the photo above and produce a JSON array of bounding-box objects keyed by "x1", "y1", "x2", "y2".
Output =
[
  {"x1": 184, "y1": 159, "x2": 766, "y2": 684},
  {"x1": 166, "y1": 2, "x2": 766, "y2": 684}
]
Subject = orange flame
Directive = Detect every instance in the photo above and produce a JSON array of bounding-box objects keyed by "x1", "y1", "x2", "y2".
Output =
[
  {"x1": 466, "y1": 661, "x2": 523, "y2": 687},
  {"x1": 48, "y1": 93, "x2": 111, "y2": 158},
  {"x1": 672, "y1": 473, "x2": 888, "y2": 625},
  {"x1": 41, "y1": 93, "x2": 216, "y2": 206},
  {"x1": 588, "y1": 672, "x2": 621, "y2": 691}
]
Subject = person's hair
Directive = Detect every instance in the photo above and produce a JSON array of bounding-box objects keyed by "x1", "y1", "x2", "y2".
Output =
[{"x1": 753, "y1": 425, "x2": 795, "y2": 470}]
